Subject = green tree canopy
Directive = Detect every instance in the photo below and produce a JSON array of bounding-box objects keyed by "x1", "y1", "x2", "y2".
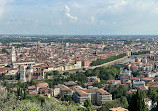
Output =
[
  {"x1": 84, "y1": 99, "x2": 92, "y2": 111},
  {"x1": 147, "y1": 88, "x2": 158, "y2": 102},
  {"x1": 128, "y1": 89, "x2": 147, "y2": 111},
  {"x1": 2, "y1": 48, "x2": 9, "y2": 54},
  {"x1": 111, "y1": 85, "x2": 127, "y2": 99}
]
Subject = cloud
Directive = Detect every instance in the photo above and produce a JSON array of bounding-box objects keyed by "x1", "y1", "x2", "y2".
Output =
[
  {"x1": 105, "y1": 0, "x2": 128, "y2": 13},
  {"x1": 152, "y1": 7, "x2": 158, "y2": 14},
  {"x1": 2, "y1": 0, "x2": 158, "y2": 35},
  {"x1": 7, "y1": 17, "x2": 37, "y2": 25},
  {"x1": 0, "y1": 0, "x2": 14, "y2": 19},
  {"x1": 91, "y1": 16, "x2": 95, "y2": 24},
  {"x1": 105, "y1": 0, "x2": 158, "y2": 15},
  {"x1": 65, "y1": 6, "x2": 78, "y2": 23},
  {"x1": 107, "y1": 0, "x2": 128, "y2": 9}
]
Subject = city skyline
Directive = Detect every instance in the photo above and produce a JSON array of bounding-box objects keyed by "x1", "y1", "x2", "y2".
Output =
[{"x1": 1, "y1": 0, "x2": 158, "y2": 35}]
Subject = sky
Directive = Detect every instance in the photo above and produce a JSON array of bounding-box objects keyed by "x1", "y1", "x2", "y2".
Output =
[{"x1": 1, "y1": 0, "x2": 158, "y2": 35}]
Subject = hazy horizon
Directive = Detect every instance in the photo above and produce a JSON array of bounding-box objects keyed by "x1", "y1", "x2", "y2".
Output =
[{"x1": 1, "y1": 0, "x2": 158, "y2": 35}]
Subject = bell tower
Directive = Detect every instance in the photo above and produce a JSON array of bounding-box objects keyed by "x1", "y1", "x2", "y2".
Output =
[
  {"x1": 11, "y1": 46, "x2": 16, "y2": 63},
  {"x1": 37, "y1": 41, "x2": 40, "y2": 53}
]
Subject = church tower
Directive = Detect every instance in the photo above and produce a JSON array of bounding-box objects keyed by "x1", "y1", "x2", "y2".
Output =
[
  {"x1": 37, "y1": 41, "x2": 40, "y2": 53},
  {"x1": 19, "y1": 65, "x2": 33, "y2": 82},
  {"x1": 11, "y1": 46, "x2": 16, "y2": 63}
]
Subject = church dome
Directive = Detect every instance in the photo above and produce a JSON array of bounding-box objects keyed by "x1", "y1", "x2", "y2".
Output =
[{"x1": 27, "y1": 65, "x2": 33, "y2": 69}]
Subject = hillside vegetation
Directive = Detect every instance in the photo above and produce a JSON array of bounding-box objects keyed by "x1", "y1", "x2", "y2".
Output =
[{"x1": 0, "y1": 86, "x2": 78, "y2": 111}]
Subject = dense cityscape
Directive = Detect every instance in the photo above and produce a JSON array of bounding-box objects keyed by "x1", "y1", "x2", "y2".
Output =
[
  {"x1": 0, "y1": 35, "x2": 158, "y2": 111},
  {"x1": 2, "y1": 0, "x2": 158, "y2": 110}
]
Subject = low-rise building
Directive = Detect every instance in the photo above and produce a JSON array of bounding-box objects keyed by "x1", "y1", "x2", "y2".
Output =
[
  {"x1": 54, "y1": 84, "x2": 73, "y2": 96},
  {"x1": 130, "y1": 65, "x2": 138, "y2": 72},
  {"x1": 96, "y1": 89, "x2": 112, "y2": 105},
  {"x1": 144, "y1": 98, "x2": 152, "y2": 110},
  {"x1": 141, "y1": 77, "x2": 154, "y2": 84},
  {"x1": 87, "y1": 76, "x2": 100, "y2": 82},
  {"x1": 120, "y1": 76, "x2": 129, "y2": 83},
  {"x1": 73, "y1": 88, "x2": 112, "y2": 106},
  {"x1": 133, "y1": 80, "x2": 145, "y2": 88},
  {"x1": 120, "y1": 69, "x2": 132, "y2": 77},
  {"x1": 107, "y1": 80, "x2": 121, "y2": 85},
  {"x1": 53, "y1": 88, "x2": 60, "y2": 97},
  {"x1": 5, "y1": 68, "x2": 18, "y2": 75},
  {"x1": 136, "y1": 85, "x2": 148, "y2": 91},
  {"x1": 73, "y1": 90, "x2": 91, "y2": 105}
]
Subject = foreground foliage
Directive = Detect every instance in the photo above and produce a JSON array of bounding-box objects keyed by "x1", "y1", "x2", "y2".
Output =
[
  {"x1": 101, "y1": 97, "x2": 128, "y2": 111},
  {"x1": 128, "y1": 90, "x2": 147, "y2": 111},
  {"x1": 0, "y1": 86, "x2": 78, "y2": 111}
]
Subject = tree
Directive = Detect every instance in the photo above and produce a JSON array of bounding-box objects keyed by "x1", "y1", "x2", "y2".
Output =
[
  {"x1": 93, "y1": 69, "x2": 100, "y2": 76},
  {"x1": 45, "y1": 79, "x2": 54, "y2": 88},
  {"x1": 63, "y1": 72, "x2": 69, "y2": 76},
  {"x1": 98, "y1": 66, "x2": 120, "y2": 80},
  {"x1": 84, "y1": 99, "x2": 92, "y2": 111},
  {"x1": 0, "y1": 86, "x2": 78, "y2": 111},
  {"x1": 111, "y1": 86, "x2": 127, "y2": 99},
  {"x1": 61, "y1": 95, "x2": 72, "y2": 102},
  {"x1": 151, "y1": 99, "x2": 158, "y2": 111},
  {"x1": 128, "y1": 89, "x2": 147, "y2": 111},
  {"x1": 132, "y1": 70, "x2": 141, "y2": 77},
  {"x1": 2, "y1": 48, "x2": 9, "y2": 54},
  {"x1": 85, "y1": 70, "x2": 92, "y2": 76},
  {"x1": 93, "y1": 82, "x2": 102, "y2": 88},
  {"x1": 119, "y1": 96, "x2": 128, "y2": 108},
  {"x1": 53, "y1": 70, "x2": 59, "y2": 76},
  {"x1": 147, "y1": 88, "x2": 158, "y2": 102},
  {"x1": 101, "y1": 99, "x2": 127, "y2": 111}
]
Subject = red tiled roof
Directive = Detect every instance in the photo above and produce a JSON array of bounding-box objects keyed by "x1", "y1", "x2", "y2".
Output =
[
  {"x1": 130, "y1": 65, "x2": 137, "y2": 68},
  {"x1": 28, "y1": 86, "x2": 36, "y2": 90},
  {"x1": 136, "y1": 85, "x2": 148, "y2": 90},
  {"x1": 83, "y1": 88, "x2": 110, "y2": 95},
  {"x1": 109, "y1": 107, "x2": 128, "y2": 111},
  {"x1": 107, "y1": 80, "x2": 121, "y2": 83},
  {"x1": 37, "y1": 83, "x2": 48, "y2": 88},
  {"x1": 97, "y1": 88, "x2": 109, "y2": 95},
  {"x1": 84, "y1": 82, "x2": 93, "y2": 86},
  {"x1": 141, "y1": 78, "x2": 153, "y2": 81},
  {"x1": 120, "y1": 76, "x2": 129, "y2": 78},
  {"x1": 29, "y1": 91, "x2": 38, "y2": 95},
  {"x1": 131, "y1": 78, "x2": 140, "y2": 80},
  {"x1": 54, "y1": 85, "x2": 71, "y2": 91},
  {"x1": 76, "y1": 90, "x2": 89, "y2": 97}
]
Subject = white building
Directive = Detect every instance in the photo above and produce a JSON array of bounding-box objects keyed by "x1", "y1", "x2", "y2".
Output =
[
  {"x1": 73, "y1": 90, "x2": 91, "y2": 105},
  {"x1": 73, "y1": 88, "x2": 112, "y2": 106},
  {"x1": 144, "y1": 98, "x2": 152, "y2": 110},
  {"x1": 12, "y1": 61, "x2": 35, "y2": 68},
  {"x1": 74, "y1": 61, "x2": 82, "y2": 69},
  {"x1": 5, "y1": 68, "x2": 18, "y2": 75},
  {"x1": 120, "y1": 70, "x2": 132, "y2": 77},
  {"x1": 133, "y1": 80, "x2": 145, "y2": 87},
  {"x1": 53, "y1": 88, "x2": 60, "y2": 97}
]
